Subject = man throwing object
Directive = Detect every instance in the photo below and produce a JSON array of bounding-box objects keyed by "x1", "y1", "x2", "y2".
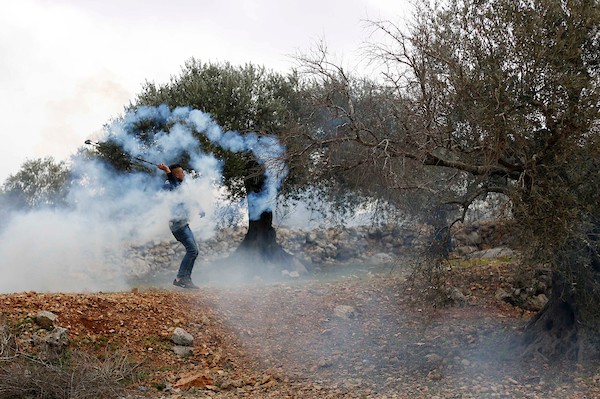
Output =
[{"x1": 158, "y1": 162, "x2": 203, "y2": 289}]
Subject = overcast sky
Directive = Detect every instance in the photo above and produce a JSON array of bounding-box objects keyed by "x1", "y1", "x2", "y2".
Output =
[{"x1": 0, "y1": 0, "x2": 410, "y2": 184}]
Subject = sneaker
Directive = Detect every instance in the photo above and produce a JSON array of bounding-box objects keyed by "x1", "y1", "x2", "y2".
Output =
[{"x1": 173, "y1": 278, "x2": 200, "y2": 290}]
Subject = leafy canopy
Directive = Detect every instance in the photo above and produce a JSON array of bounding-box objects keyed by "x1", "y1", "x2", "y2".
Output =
[
  {"x1": 132, "y1": 59, "x2": 305, "y2": 198},
  {"x1": 1, "y1": 157, "x2": 70, "y2": 210}
]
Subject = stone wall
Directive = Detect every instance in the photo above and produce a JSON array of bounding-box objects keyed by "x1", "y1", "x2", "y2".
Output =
[
  {"x1": 451, "y1": 221, "x2": 511, "y2": 256},
  {"x1": 122, "y1": 222, "x2": 510, "y2": 277}
]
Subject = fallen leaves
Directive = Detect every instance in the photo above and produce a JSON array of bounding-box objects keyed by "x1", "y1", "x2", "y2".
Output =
[{"x1": 174, "y1": 371, "x2": 214, "y2": 390}]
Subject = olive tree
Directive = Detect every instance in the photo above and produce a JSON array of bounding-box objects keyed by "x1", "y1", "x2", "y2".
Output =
[
  {"x1": 1, "y1": 157, "x2": 70, "y2": 210},
  {"x1": 116, "y1": 60, "x2": 309, "y2": 266},
  {"x1": 299, "y1": 0, "x2": 600, "y2": 360}
]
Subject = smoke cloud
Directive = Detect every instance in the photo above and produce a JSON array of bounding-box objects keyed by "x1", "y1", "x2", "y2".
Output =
[
  {"x1": 111, "y1": 104, "x2": 288, "y2": 220},
  {"x1": 0, "y1": 105, "x2": 287, "y2": 294}
]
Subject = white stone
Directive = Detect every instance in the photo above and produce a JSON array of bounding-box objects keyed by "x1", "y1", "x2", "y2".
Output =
[
  {"x1": 172, "y1": 327, "x2": 194, "y2": 346},
  {"x1": 45, "y1": 327, "x2": 69, "y2": 348},
  {"x1": 173, "y1": 345, "x2": 194, "y2": 357},
  {"x1": 35, "y1": 311, "x2": 57, "y2": 330}
]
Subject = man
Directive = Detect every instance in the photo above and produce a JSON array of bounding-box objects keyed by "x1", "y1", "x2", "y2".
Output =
[{"x1": 157, "y1": 162, "x2": 202, "y2": 289}]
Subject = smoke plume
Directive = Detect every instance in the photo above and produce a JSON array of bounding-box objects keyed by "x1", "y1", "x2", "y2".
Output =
[
  {"x1": 110, "y1": 104, "x2": 287, "y2": 220},
  {"x1": 0, "y1": 105, "x2": 287, "y2": 294}
]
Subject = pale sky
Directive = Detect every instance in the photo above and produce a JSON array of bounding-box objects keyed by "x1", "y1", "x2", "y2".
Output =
[{"x1": 0, "y1": 0, "x2": 410, "y2": 184}]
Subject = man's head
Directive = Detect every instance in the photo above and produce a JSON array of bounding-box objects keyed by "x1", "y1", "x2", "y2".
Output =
[{"x1": 169, "y1": 164, "x2": 185, "y2": 181}]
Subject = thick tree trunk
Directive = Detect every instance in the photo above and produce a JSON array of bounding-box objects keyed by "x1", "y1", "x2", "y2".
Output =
[
  {"x1": 229, "y1": 160, "x2": 295, "y2": 270},
  {"x1": 234, "y1": 210, "x2": 293, "y2": 265},
  {"x1": 209, "y1": 209, "x2": 296, "y2": 282},
  {"x1": 523, "y1": 234, "x2": 600, "y2": 361},
  {"x1": 522, "y1": 272, "x2": 581, "y2": 361}
]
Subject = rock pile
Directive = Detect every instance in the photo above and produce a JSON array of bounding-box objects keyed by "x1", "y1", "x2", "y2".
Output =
[
  {"x1": 452, "y1": 222, "x2": 511, "y2": 256},
  {"x1": 172, "y1": 327, "x2": 194, "y2": 357},
  {"x1": 12, "y1": 310, "x2": 70, "y2": 361},
  {"x1": 494, "y1": 267, "x2": 552, "y2": 311}
]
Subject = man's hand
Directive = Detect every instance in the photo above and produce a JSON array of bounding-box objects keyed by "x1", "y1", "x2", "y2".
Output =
[{"x1": 157, "y1": 163, "x2": 171, "y2": 173}]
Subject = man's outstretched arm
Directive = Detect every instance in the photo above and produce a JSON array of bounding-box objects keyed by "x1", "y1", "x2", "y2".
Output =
[{"x1": 157, "y1": 163, "x2": 171, "y2": 174}]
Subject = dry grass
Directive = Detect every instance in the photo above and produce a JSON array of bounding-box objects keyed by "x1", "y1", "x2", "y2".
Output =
[{"x1": 0, "y1": 319, "x2": 140, "y2": 399}]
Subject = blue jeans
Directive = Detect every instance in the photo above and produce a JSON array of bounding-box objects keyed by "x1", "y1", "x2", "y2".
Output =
[{"x1": 171, "y1": 224, "x2": 199, "y2": 279}]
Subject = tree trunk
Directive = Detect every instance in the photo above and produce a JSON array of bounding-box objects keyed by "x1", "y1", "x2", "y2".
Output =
[
  {"x1": 522, "y1": 272, "x2": 581, "y2": 361},
  {"x1": 234, "y1": 210, "x2": 293, "y2": 265},
  {"x1": 523, "y1": 233, "x2": 600, "y2": 361},
  {"x1": 229, "y1": 159, "x2": 295, "y2": 270}
]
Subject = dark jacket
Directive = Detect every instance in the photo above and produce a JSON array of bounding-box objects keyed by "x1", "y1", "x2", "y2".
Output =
[{"x1": 164, "y1": 173, "x2": 188, "y2": 232}]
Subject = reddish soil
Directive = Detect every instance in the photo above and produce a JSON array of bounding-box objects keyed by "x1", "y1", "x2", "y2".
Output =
[{"x1": 1, "y1": 260, "x2": 599, "y2": 398}]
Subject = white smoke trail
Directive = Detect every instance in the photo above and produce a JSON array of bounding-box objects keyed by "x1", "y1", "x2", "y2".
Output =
[
  {"x1": 108, "y1": 104, "x2": 288, "y2": 219},
  {"x1": 0, "y1": 105, "x2": 287, "y2": 294}
]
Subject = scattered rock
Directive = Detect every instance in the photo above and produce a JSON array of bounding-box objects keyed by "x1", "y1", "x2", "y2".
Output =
[
  {"x1": 35, "y1": 310, "x2": 57, "y2": 330},
  {"x1": 39, "y1": 326, "x2": 69, "y2": 359},
  {"x1": 425, "y1": 353, "x2": 443, "y2": 364},
  {"x1": 281, "y1": 270, "x2": 300, "y2": 278},
  {"x1": 305, "y1": 231, "x2": 318, "y2": 244},
  {"x1": 428, "y1": 370, "x2": 443, "y2": 381},
  {"x1": 172, "y1": 327, "x2": 193, "y2": 346},
  {"x1": 44, "y1": 326, "x2": 68, "y2": 348},
  {"x1": 316, "y1": 358, "x2": 334, "y2": 369},
  {"x1": 172, "y1": 345, "x2": 194, "y2": 357},
  {"x1": 495, "y1": 288, "x2": 512, "y2": 302},
  {"x1": 524, "y1": 294, "x2": 548, "y2": 311},
  {"x1": 447, "y1": 287, "x2": 467, "y2": 306}
]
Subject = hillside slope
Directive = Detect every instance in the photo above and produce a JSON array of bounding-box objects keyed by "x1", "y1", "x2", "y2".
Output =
[{"x1": 1, "y1": 262, "x2": 599, "y2": 398}]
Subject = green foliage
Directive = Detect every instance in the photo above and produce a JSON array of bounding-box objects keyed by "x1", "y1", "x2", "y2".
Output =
[
  {"x1": 405, "y1": 0, "x2": 600, "y2": 267},
  {"x1": 1, "y1": 156, "x2": 70, "y2": 210},
  {"x1": 133, "y1": 59, "x2": 306, "y2": 199},
  {"x1": 302, "y1": 0, "x2": 600, "y2": 235}
]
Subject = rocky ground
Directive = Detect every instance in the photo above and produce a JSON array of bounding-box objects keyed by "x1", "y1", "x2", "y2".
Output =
[{"x1": 2, "y1": 256, "x2": 600, "y2": 398}]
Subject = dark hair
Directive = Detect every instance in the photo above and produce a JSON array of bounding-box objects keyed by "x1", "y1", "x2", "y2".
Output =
[{"x1": 169, "y1": 164, "x2": 183, "y2": 172}]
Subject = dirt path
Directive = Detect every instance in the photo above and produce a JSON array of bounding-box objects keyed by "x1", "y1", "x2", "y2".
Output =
[
  {"x1": 196, "y1": 270, "x2": 598, "y2": 399},
  {"x1": 2, "y1": 261, "x2": 599, "y2": 398}
]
